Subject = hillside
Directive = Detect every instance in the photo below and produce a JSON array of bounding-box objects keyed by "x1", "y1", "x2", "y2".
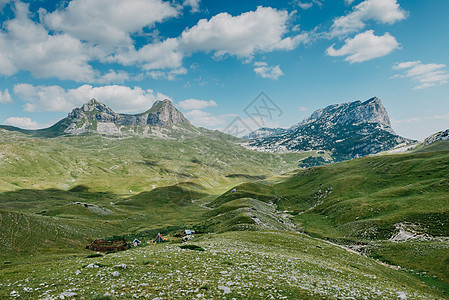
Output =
[
  {"x1": 206, "y1": 142, "x2": 449, "y2": 289},
  {"x1": 0, "y1": 126, "x2": 315, "y2": 194},
  {"x1": 1, "y1": 100, "x2": 448, "y2": 298},
  {"x1": 1, "y1": 231, "x2": 445, "y2": 299}
]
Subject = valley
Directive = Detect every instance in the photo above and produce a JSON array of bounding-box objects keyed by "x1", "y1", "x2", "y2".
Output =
[{"x1": 0, "y1": 100, "x2": 448, "y2": 299}]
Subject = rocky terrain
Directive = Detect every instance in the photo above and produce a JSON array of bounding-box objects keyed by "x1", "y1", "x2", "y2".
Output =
[
  {"x1": 0, "y1": 99, "x2": 192, "y2": 138},
  {"x1": 423, "y1": 128, "x2": 449, "y2": 146},
  {"x1": 244, "y1": 97, "x2": 414, "y2": 161},
  {"x1": 64, "y1": 99, "x2": 190, "y2": 135}
]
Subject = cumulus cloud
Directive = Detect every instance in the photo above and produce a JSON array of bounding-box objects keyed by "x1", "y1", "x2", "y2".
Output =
[
  {"x1": 184, "y1": 109, "x2": 234, "y2": 128},
  {"x1": 0, "y1": 89, "x2": 13, "y2": 103},
  {"x1": 0, "y1": 3, "x2": 307, "y2": 82},
  {"x1": 4, "y1": 117, "x2": 51, "y2": 129},
  {"x1": 147, "y1": 67, "x2": 187, "y2": 81},
  {"x1": 180, "y1": 6, "x2": 308, "y2": 59},
  {"x1": 179, "y1": 98, "x2": 234, "y2": 128},
  {"x1": 96, "y1": 70, "x2": 130, "y2": 84},
  {"x1": 43, "y1": 0, "x2": 179, "y2": 48},
  {"x1": 0, "y1": 0, "x2": 11, "y2": 10},
  {"x1": 393, "y1": 61, "x2": 449, "y2": 90},
  {"x1": 0, "y1": 1, "x2": 97, "y2": 81},
  {"x1": 295, "y1": 0, "x2": 322, "y2": 10},
  {"x1": 331, "y1": 0, "x2": 407, "y2": 37},
  {"x1": 326, "y1": 30, "x2": 399, "y2": 63},
  {"x1": 179, "y1": 99, "x2": 217, "y2": 110},
  {"x1": 253, "y1": 62, "x2": 284, "y2": 79},
  {"x1": 183, "y1": 0, "x2": 201, "y2": 13},
  {"x1": 13, "y1": 84, "x2": 170, "y2": 113},
  {"x1": 106, "y1": 38, "x2": 184, "y2": 71}
]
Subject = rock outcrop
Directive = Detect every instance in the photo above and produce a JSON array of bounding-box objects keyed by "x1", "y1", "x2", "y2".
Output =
[
  {"x1": 245, "y1": 97, "x2": 414, "y2": 160},
  {"x1": 423, "y1": 129, "x2": 449, "y2": 147},
  {"x1": 62, "y1": 99, "x2": 190, "y2": 135}
]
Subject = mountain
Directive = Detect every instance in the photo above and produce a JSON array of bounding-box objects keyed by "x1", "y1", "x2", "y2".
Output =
[
  {"x1": 244, "y1": 97, "x2": 414, "y2": 161},
  {"x1": 423, "y1": 129, "x2": 449, "y2": 147},
  {"x1": 0, "y1": 99, "x2": 191, "y2": 137}
]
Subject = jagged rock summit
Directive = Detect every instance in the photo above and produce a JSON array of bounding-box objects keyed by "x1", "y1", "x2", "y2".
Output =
[
  {"x1": 61, "y1": 98, "x2": 190, "y2": 135},
  {"x1": 297, "y1": 97, "x2": 393, "y2": 133},
  {"x1": 245, "y1": 97, "x2": 414, "y2": 161},
  {"x1": 0, "y1": 98, "x2": 194, "y2": 137}
]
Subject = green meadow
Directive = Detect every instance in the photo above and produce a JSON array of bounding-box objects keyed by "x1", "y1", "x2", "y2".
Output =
[{"x1": 0, "y1": 129, "x2": 448, "y2": 299}]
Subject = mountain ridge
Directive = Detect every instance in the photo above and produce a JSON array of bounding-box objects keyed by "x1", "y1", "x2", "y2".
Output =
[
  {"x1": 0, "y1": 98, "x2": 192, "y2": 138},
  {"x1": 244, "y1": 97, "x2": 414, "y2": 161}
]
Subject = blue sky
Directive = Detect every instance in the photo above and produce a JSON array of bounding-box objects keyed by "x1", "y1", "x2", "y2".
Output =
[{"x1": 0, "y1": 0, "x2": 448, "y2": 140}]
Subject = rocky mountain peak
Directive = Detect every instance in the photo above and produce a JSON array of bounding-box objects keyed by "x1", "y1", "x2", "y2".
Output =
[
  {"x1": 245, "y1": 97, "x2": 413, "y2": 161},
  {"x1": 299, "y1": 96, "x2": 393, "y2": 133},
  {"x1": 146, "y1": 99, "x2": 190, "y2": 126},
  {"x1": 63, "y1": 98, "x2": 189, "y2": 136}
]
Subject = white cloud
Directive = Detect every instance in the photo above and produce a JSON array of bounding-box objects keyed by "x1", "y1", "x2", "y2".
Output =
[
  {"x1": 344, "y1": 0, "x2": 356, "y2": 5},
  {"x1": 179, "y1": 99, "x2": 217, "y2": 110},
  {"x1": 183, "y1": 0, "x2": 200, "y2": 13},
  {"x1": 326, "y1": 30, "x2": 399, "y2": 63},
  {"x1": 295, "y1": 0, "x2": 322, "y2": 10},
  {"x1": 253, "y1": 62, "x2": 284, "y2": 79},
  {"x1": 0, "y1": 1, "x2": 97, "y2": 81},
  {"x1": 96, "y1": 69, "x2": 130, "y2": 84},
  {"x1": 106, "y1": 38, "x2": 184, "y2": 71},
  {"x1": 43, "y1": 0, "x2": 179, "y2": 48},
  {"x1": 0, "y1": 3, "x2": 308, "y2": 82},
  {"x1": 0, "y1": 0, "x2": 11, "y2": 9},
  {"x1": 393, "y1": 61, "x2": 449, "y2": 90},
  {"x1": 13, "y1": 84, "x2": 170, "y2": 113},
  {"x1": 180, "y1": 6, "x2": 308, "y2": 58},
  {"x1": 184, "y1": 109, "x2": 235, "y2": 128},
  {"x1": 147, "y1": 67, "x2": 187, "y2": 81},
  {"x1": 0, "y1": 89, "x2": 13, "y2": 103},
  {"x1": 298, "y1": 106, "x2": 308, "y2": 112},
  {"x1": 331, "y1": 0, "x2": 407, "y2": 37},
  {"x1": 4, "y1": 117, "x2": 51, "y2": 129}
]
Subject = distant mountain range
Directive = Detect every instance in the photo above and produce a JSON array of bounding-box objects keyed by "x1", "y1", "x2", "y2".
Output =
[
  {"x1": 244, "y1": 97, "x2": 415, "y2": 161},
  {"x1": 0, "y1": 99, "x2": 192, "y2": 138},
  {"x1": 3, "y1": 96, "x2": 446, "y2": 162}
]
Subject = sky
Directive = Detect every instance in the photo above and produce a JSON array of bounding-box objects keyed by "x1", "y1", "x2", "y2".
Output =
[{"x1": 0, "y1": 0, "x2": 448, "y2": 140}]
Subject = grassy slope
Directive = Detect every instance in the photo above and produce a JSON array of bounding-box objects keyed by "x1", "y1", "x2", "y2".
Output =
[
  {"x1": 0, "y1": 231, "x2": 445, "y2": 299},
  {"x1": 0, "y1": 128, "x2": 314, "y2": 260},
  {"x1": 209, "y1": 145, "x2": 449, "y2": 288},
  {"x1": 0, "y1": 128, "x2": 309, "y2": 194},
  {"x1": 1, "y1": 127, "x2": 448, "y2": 297}
]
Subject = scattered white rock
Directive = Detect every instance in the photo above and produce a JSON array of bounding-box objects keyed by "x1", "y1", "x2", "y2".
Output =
[
  {"x1": 113, "y1": 263, "x2": 127, "y2": 269},
  {"x1": 10, "y1": 290, "x2": 19, "y2": 297},
  {"x1": 218, "y1": 285, "x2": 231, "y2": 294},
  {"x1": 59, "y1": 291, "x2": 77, "y2": 298},
  {"x1": 112, "y1": 271, "x2": 120, "y2": 277}
]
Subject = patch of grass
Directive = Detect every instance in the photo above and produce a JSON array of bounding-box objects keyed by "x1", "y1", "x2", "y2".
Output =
[
  {"x1": 89, "y1": 294, "x2": 112, "y2": 300},
  {"x1": 179, "y1": 244, "x2": 205, "y2": 251},
  {"x1": 0, "y1": 231, "x2": 445, "y2": 299},
  {"x1": 86, "y1": 253, "x2": 103, "y2": 258}
]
